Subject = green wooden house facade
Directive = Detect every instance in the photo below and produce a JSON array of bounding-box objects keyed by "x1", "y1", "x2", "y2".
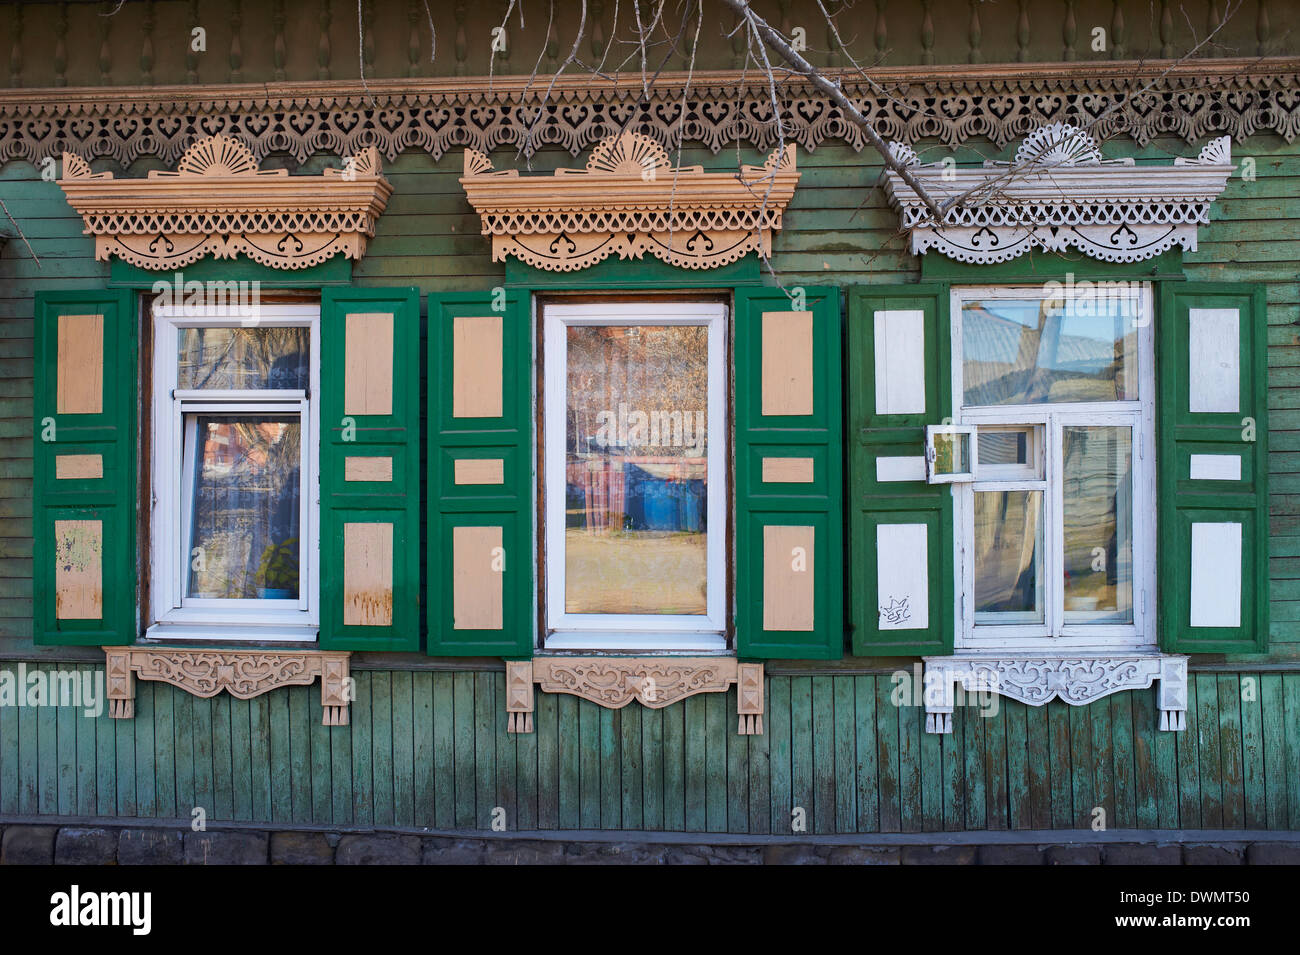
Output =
[{"x1": 1, "y1": 0, "x2": 1299, "y2": 838}]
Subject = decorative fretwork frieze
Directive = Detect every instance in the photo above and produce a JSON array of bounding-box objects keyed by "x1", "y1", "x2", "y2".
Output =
[
  {"x1": 883, "y1": 123, "x2": 1234, "y2": 263},
  {"x1": 0, "y1": 60, "x2": 1294, "y2": 171},
  {"x1": 57, "y1": 134, "x2": 392, "y2": 270},
  {"x1": 461, "y1": 131, "x2": 798, "y2": 271},
  {"x1": 506, "y1": 658, "x2": 765, "y2": 735},
  {"x1": 921, "y1": 654, "x2": 1188, "y2": 734},
  {"x1": 104, "y1": 647, "x2": 352, "y2": 726}
]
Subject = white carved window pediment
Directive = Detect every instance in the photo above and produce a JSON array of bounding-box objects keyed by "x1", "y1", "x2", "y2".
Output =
[
  {"x1": 921, "y1": 653, "x2": 1188, "y2": 734},
  {"x1": 883, "y1": 123, "x2": 1234, "y2": 264},
  {"x1": 57, "y1": 134, "x2": 393, "y2": 271}
]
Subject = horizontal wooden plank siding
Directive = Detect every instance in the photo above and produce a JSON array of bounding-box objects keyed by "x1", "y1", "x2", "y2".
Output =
[
  {"x1": 0, "y1": 666, "x2": 1295, "y2": 833},
  {"x1": 3, "y1": 133, "x2": 1299, "y2": 658}
]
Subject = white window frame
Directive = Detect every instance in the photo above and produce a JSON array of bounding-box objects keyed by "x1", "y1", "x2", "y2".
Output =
[
  {"x1": 950, "y1": 284, "x2": 1157, "y2": 653},
  {"x1": 148, "y1": 303, "x2": 320, "y2": 642},
  {"x1": 542, "y1": 301, "x2": 727, "y2": 652}
]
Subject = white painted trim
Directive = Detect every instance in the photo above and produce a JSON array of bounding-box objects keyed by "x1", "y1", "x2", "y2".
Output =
[
  {"x1": 150, "y1": 303, "x2": 320, "y2": 638},
  {"x1": 542, "y1": 301, "x2": 727, "y2": 648},
  {"x1": 1190, "y1": 522, "x2": 1243, "y2": 628},
  {"x1": 950, "y1": 284, "x2": 1157, "y2": 654},
  {"x1": 925, "y1": 423, "x2": 977, "y2": 483},
  {"x1": 1189, "y1": 453, "x2": 1242, "y2": 481},
  {"x1": 883, "y1": 126, "x2": 1233, "y2": 265},
  {"x1": 874, "y1": 308, "x2": 926, "y2": 415},
  {"x1": 1188, "y1": 307, "x2": 1241, "y2": 413},
  {"x1": 876, "y1": 455, "x2": 926, "y2": 483},
  {"x1": 876, "y1": 523, "x2": 929, "y2": 630}
]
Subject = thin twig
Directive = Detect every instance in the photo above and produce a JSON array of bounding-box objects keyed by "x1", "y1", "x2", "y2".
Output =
[{"x1": 0, "y1": 197, "x2": 41, "y2": 268}]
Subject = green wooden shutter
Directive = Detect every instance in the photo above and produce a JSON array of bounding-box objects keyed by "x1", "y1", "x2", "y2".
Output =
[
  {"x1": 320, "y1": 287, "x2": 421, "y2": 651},
  {"x1": 734, "y1": 287, "x2": 843, "y2": 659},
  {"x1": 1158, "y1": 283, "x2": 1269, "y2": 653},
  {"x1": 33, "y1": 289, "x2": 137, "y2": 646},
  {"x1": 846, "y1": 284, "x2": 954, "y2": 655},
  {"x1": 426, "y1": 291, "x2": 532, "y2": 657}
]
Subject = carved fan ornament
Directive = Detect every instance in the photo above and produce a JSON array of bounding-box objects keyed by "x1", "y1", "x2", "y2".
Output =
[
  {"x1": 57, "y1": 134, "x2": 393, "y2": 270},
  {"x1": 459, "y1": 131, "x2": 800, "y2": 271},
  {"x1": 882, "y1": 122, "x2": 1235, "y2": 264}
]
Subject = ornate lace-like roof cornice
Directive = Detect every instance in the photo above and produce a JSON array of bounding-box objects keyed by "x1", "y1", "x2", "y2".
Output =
[
  {"x1": 3, "y1": 59, "x2": 1294, "y2": 169},
  {"x1": 882, "y1": 123, "x2": 1235, "y2": 263}
]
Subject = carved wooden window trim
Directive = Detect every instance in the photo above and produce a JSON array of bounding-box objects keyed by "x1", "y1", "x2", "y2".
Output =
[
  {"x1": 105, "y1": 647, "x2": 352, "y2": 725},
  {"x1": 883, "y1": 123, "x2": 1234, "y2": 264},
  {"x1": 504, "y1": 659, "x2": 765, "y2": 735},
  {"x1": 460, "y1": 131, "x2": 799, "y2": 272},
  {"x1": 57, "y1": 134, "x2": 392, "y2": 271}
]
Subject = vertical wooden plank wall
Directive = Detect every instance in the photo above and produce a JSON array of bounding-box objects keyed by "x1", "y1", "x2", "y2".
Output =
[{"x1": 1, "y1": 666, "x2": 1296, "y2": 834}]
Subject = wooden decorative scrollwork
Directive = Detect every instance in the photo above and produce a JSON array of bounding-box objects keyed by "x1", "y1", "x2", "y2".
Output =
[
  {"x1": 505, "y1": 658, "x2": 765, "y2": 735},
  {"x1": 104, "y1": 647, "x2": 352, "y2": 726},
  {"x1": 460, "y1": 131, "x2": 799, "y2": 271},
  {"x1": 57, "y1": 134, "x2": 392, "y2": 270}
]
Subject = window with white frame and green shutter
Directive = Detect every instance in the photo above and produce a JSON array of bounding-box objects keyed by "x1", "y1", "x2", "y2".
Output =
[{"x1": 869, "y1": 123, "x2": 1261, "y2": 734}]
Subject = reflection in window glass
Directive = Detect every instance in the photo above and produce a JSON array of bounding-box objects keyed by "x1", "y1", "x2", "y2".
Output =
[
  {"x1": 979, "y1": 429, "x2": 1028, "y2": 466},
  {"x1": 186, "y1": 415, "x2": 301, "y2": 599},
  {"x1": 178, "y1": 326, "x2": 309, "y2": 390},
  {"x1": 564, "y1": 324, "x2": 708, "y2": 615},
  {"x1": 1063, "y1": 426, "x2": 1134, "y2": 623},
  {"x1": 962, "y1": 296, "x2": 1137, "y2": 406},
  {"x1": 973, "y1": 490, "x2": 1044, "y2": 624}
]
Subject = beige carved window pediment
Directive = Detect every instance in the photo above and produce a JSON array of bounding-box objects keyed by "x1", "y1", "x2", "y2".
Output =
[
  {"x1": 58, "y1": 134, "x2": 392, "y2": 271},
  {"x1": 460, "y1": 131, "x2": 800, "y2": 271}
]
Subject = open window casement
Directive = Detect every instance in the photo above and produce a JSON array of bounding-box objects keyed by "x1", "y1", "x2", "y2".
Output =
[
  {"x1": 33, "y1": 290, "x2": 137, "y2": 645},
  {"x1": 925, "y1": 424, "x2": 977, "y2": 483}
]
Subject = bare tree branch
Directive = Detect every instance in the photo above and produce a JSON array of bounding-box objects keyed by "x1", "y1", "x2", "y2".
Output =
[
  {"x1": 717, "y1": 0, "x2": 947, "y2": 219},
  {"x1": 0, "y1": 197, "x2": 40, "y2": 268}
]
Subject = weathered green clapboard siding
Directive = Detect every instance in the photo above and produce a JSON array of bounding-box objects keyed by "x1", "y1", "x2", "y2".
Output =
[
  {"x1": 2, "y1": 665, "x2": 1298, "y2": 833},
  {"x1": 4, "y1": 132, "x2": 1300, "y2": 657}
]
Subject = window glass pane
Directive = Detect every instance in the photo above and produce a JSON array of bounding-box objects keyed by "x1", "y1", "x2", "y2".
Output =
[
  {"x1": 186, "y1": 415, "x2": 301, "y2": 599},
  {"x1": 931, "y1": 430, "x2": 972, "y2": 477},
  {"x1": 178, "y1": 326, "x2": 309, "y2": 390},
  {"x1": 962, "y1": 296, "x2": 1137, "y2": 406},
  {"x1": 973, "y1": 490, "x2": 1044, "y2": 624},
  {"x1": 1063, "y1": 426, "x2": 1134, "y2": 623},
  {"x1": 979, "y1": 429, "x2": 1027, "y2": 466},
  {"x1": 564, "y1": 324, "x2": 708, "y2": 615}
]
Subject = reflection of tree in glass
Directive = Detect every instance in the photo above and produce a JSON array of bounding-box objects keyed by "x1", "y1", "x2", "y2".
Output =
[
  {"x1": 565, "y1": 324, "x2": 708, "y2": 457},
  {"x1": 188, "y1": 416, "x2": 301, "y2": 599},
  {"x1": 179, "y1": 326, "x2": 309, "y2": 390}
]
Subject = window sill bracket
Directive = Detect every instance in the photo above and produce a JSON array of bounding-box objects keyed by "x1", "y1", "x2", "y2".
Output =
[
  {"x1": 505, "y1": 658, "x2": 765, "y2": 735},
  {"x1": 105, "y1": 646, "x2": 352, "y2": 726},
  {"x1": 921, "y1": 653, "x2": 1188, "y2": 734}
]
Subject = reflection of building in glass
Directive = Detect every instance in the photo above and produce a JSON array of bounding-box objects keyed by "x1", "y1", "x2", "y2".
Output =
[{"x1": 187, "y1": 417, "x2": 301, "y2": 600}]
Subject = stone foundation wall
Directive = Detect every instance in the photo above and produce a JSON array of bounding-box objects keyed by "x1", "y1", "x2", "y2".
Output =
[{"x1": 2, "y1": 822, "x2": 1297, "y2": 865}]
